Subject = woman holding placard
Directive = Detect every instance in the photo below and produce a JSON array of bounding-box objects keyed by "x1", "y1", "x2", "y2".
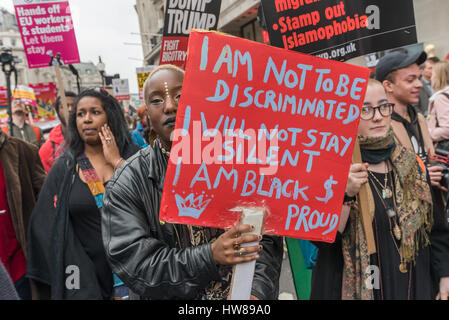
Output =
[
  {"x1": 310, "y1": 79, "x2": 449, "y2": 300},
  {"x1": 101, "y1": 65, "x2": 283, "y2": 300}
]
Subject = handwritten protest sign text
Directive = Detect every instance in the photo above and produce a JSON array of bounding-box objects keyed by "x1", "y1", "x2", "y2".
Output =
[{"x1": 160, "y1": 31, "x2": 370, "y2": 242}]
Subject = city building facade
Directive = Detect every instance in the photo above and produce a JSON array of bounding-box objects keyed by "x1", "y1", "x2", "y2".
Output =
[
  {"x1": 414, "y1": 0, "x2": 449, "y2": 60},
  {"x1": 134, "y1": 0, "x2": 264, "y2": 66},
  {"x1": 134, "y1": 0, "x2": 449, "y2": 67}
]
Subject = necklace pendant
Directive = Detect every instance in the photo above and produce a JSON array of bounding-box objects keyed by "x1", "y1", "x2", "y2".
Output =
[
  {"x1": 393, "y1": 223, "x2": 402, "y2": 241},
  {"x1": 386, "y1": 208, "x2": 396, "y2": 218},
  {"x1": 399, "y1": 263, "x2": 408, "y2": 273},
  {"x1": 383, "y1": 187, "x2": 393, "y2": 199}
]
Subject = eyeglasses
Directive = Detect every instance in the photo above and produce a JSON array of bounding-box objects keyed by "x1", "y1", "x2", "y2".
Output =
[
  {"x1": 360, "y1": 103, "x2": 394, "y2": 120},
  {"x1": 12, "y1": 99, "x2": 26, "y2": 105}
]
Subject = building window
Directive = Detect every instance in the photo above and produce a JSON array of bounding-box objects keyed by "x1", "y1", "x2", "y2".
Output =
[
  {"x1": 11, "y1": 38, "x2": 16, "y2": 47},
  {"x1": 160, "y1": 6, "x2": 165, "y2": 21},
  {"x1": 242, "y1": 23, "x2": 255, "y2": 41},
  {"x1": 17, "y1": 69, "x2": 23, "y2": 84},
  {"x1": 0, "y1": 39, "x2": 3, "y2": 46}
]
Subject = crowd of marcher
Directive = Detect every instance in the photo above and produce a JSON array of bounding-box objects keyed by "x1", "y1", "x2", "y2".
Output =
[{"x1": 1, "y1": 48, "x2": 449, "y2": 300}]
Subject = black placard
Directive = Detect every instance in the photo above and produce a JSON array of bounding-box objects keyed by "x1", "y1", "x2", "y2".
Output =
[
  {"x1": 261, "y1": 0, "x2": 417, "y2": 61},
  {"x1": 163, "y1": 0, "x2": 222, "y2": 37}
]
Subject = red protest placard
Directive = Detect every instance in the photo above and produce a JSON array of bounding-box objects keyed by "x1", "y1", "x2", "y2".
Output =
[
  {"x1": 159, "y1": 30, "x2": 370, "y2": 242},
  {"x1": 160, "y1": 37, "x2": 190, "y2": 68}
]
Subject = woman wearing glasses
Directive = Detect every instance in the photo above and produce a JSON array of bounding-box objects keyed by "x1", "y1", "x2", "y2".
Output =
[
  {"x1": 26, "y1": 88, "x2": 140, "y2": 299},
  {"x1": 310, "y1": 79, "x2": 448, "y2": 300}
]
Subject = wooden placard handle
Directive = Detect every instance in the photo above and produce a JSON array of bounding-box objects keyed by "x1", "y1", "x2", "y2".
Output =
[
  {"x1": 54, "y1": 66, "x2": 68, "y2": 122},
  {"x1": 228, "y1": 207, "x2": 264, "y2": 300},
  {"x1": 352, "y1": 138, "x2": 376, "y2": 255}
]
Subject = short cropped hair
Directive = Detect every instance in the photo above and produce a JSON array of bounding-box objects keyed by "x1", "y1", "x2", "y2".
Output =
[
  {"x1": 55, "y1": 91, "x2": 77, "y2": 117},
  {"x1": 143, "y1": 64, "x2": 185, "y2": 106},
  {"x1": 137, "y1": 105, "x2": 147, "y2": 121}
]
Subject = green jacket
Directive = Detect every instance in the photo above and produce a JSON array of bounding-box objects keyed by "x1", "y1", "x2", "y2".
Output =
[{"x1": 10, "y1": 122, "x2": 43, "y2": 148}]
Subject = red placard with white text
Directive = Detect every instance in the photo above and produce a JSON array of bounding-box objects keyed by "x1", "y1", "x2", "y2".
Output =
[{"x1": 159, "y1": 31, "x2": 370, "y2": 242}]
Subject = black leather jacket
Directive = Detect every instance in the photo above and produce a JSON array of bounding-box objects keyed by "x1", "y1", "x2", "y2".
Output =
[{"x1": 102, "y1": 144, "x2": 283, "y2": 300}]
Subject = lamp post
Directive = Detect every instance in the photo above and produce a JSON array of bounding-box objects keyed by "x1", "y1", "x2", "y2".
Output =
[
  {"x1": 1, "y1": 48, "x2": 17, "y2": 137},
  {"x1": 97, "y1": 56, "x2": 106, "y2": 86}
]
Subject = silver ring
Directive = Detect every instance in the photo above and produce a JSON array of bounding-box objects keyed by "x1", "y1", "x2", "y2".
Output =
[{"x1": 105, "y1": 137, "x2": 112, "y2": 142}]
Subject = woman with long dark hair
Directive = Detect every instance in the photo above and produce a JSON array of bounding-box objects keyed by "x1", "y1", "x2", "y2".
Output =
[{"x1": 26, "y1": 88, "x2": 140, "y2": 300}]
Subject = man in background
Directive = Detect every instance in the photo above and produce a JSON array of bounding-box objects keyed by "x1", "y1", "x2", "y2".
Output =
[
  {"x1": 131, "y1": 105, "x2": 149, "y2": 148},
  {"x1": 376, "y1": 51, "x2": 449, "y2": 297},
  {"x1": 416, "y1": 56, "x2": 440, "y2": 116},
  {"x1": 39, "y1": 91, "x2": 77, "y2": 173},
  {"x1": 2, "y1": 98, "x2": 43, "y2": 147},
  {"x1": 0, "y1": 130, "x2": 45, "y2": 299}
]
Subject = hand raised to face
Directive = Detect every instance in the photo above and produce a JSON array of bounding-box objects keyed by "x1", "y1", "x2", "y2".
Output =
[{"x1": 99, "y1": 124, "x2": 121, "y2": 168}]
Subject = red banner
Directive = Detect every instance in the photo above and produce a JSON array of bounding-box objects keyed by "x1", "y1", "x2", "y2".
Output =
[
  {"x1": 30, "y1": 83, "x2": 58, "y2": 120},
  {"x1": 159, "y1": 31, "x2": 370, "y2": 242},
  {"x1": 0, "y1": 83, "x2": 57, "y2": 123},
  {"x1": 159, "y1": 36, "x2": 190, "y2": 69}
]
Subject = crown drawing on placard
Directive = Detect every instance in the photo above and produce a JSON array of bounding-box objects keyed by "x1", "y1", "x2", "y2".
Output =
[{"x1": 175, "y1": 193, "x2": 212, "y2": 219}]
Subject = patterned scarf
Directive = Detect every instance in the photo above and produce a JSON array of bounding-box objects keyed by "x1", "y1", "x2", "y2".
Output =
[
  {"x1": 188, "y1": 226, "x2": 233, "y2": 300},
  {"x1": 76, "y1": 154, "x2": 105, "y2": 209},
  {"x1": 360, "y1": 130, "x2": 396, "y2": 164},
  {"x1": 341, "y1": 128, "x2": 433, "y2": 300},
  {"x1": 76, "y1": 153, "x2": 128, "y2": 300}
]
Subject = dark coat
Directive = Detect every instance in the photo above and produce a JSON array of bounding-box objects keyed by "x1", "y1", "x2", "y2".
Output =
[
  {"x1": 0, "y1": 262, "x2": 19, "y2": 300},
  {"x1": 102, "y1": 143, "x2": 283, "y2": 300},
  {"x1": 311, "y1": 108, "x2": 449, "y2": 299},
  {"x1": 26, "y1": 144, "x2": 140, "y2": 300},
  {"x1": 0, "y1": 131, "x2": 45, "y2": 258}
]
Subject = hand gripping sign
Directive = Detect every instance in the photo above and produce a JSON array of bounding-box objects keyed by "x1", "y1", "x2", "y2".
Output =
[{"x1": 159, "y1": 30, "x2": 370, "y2": 243}]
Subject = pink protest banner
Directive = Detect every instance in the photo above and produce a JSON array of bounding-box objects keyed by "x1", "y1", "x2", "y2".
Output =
[
  {"x1": 159, "y1": 30, "x2": 371, "y2": 242},
  {"x1": 14, "y1": 0, "x2": 80, "y2": 69}
]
